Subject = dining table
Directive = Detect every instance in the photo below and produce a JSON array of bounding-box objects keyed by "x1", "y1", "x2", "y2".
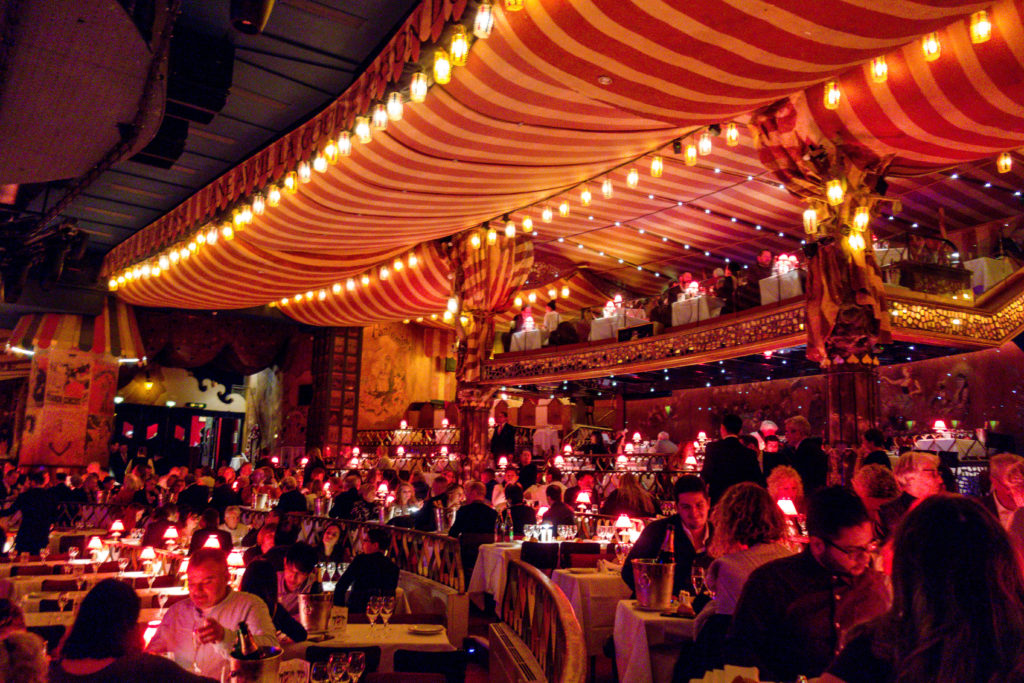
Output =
[
  {"x1": 589, "y1": 309, "x2": 648, "y2": 341},
  {"x1": 467, "y1": 542, "x2": 521, "y2": 611},
  {"x1": 282, "y1": 622, "x2": 456, "y2": 672},
  {"x1": 613, "y1": 599, "x2": 695, "y2": 683},
  {"x1": 510, "y1": 328, "x2": 543, "y2": 352},
  {"x1": 18, "y1": 585, "x2": 188, "y2": 612},
  {"x1": 670, "y1": 295, "x2": 723, "y2": 327},
  {"x1": 6, "y1": 569, "x2": 151, "y2": 601},
  {"x1": 758, "y1": 269, "x2": 803, "y2": 304},
  {"x1": 965, "y1": 255, "x2": 1016, "y2": 293},
  {"x1": 550, "y1": 567, "x2": 631, "y2": 657}
]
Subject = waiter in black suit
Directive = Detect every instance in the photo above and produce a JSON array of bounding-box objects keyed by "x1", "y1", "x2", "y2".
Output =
[
  {"x1": 490, "y1": 412, "x2": 516, "y2": 461},
  {"x1": 622, "y1": 476, "x2": 711, "y2": 596},
  {"x1": 784, "y1": 415, "x2": 828, "y2": 494},
  {"x1": 701, "y1": 414, "x2": 765, "y2": 504}
]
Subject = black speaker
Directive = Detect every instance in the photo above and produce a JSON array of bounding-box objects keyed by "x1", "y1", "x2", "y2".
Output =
[
  {"x1": 231, "y1": 0, "x2": 275, "y2": 35},
  {"x1": 165, "y1": 27, "x2": 234, "y2": 124}
]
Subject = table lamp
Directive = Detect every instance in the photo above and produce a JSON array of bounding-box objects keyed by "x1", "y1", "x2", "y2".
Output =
[
  {"x1": 554, "y1": 455, "x2": 565, "y2": 467},
  {"x1": 139, "y1": 545, "x2": 157, "y2": 574},
  {"x1": 440, "y1": 446, "x2": 449, "y2": 456},
  {"x1": 87, "y1": 536, "x2": 104, "y2": 562},
  {"x1": 615, "y1": 515, "x2": 632, "y2": 541},
  {"x1": 777, "y1": 499, "x2": 799, "y2": 517},
  {"x1": 109, "y1": 519, "x2": 124, "y2": 538},
  {"x1": 400, "y1": 419, "x2": 408, "y2": 430},
  {"x1": 498, "y1": 456, "x2": 508, "y2": 469},
  {"x1": 488, "y1": 416, "x2": 496, "y2": 427},
  {"x1": 163, "y1": 526, "x2": 178, "y2": 550},
  {"x1": 396, "y1": 446, "x2": 405, "y2": 456}
]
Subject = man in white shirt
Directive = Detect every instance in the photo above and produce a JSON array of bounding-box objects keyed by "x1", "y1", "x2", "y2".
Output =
[
  {"x1": 148, "y1": 547, "x2": 279, "y2": 679},
  {"x1": 219, "y1": 505, "x2": 249, "y2": 547},
  {"x1": 981, "y1": 452, "x2": 1023, "y2": 529}
]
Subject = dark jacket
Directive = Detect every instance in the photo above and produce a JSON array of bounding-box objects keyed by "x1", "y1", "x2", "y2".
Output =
[
  {"x1": 0, "y1": 487, "x2": 58, "y2": 553},
  {"x1": 329, "y1": 489, "x2": 361, "y2": 520},
  {"x1": 540, "y1": 501, "x2": 575, "y2": 528},
  {"x1": 210, "y1": 484, "x2": 241, "y2": 513},
  {"x1": 490, "y1": 423, "x2": 516, "y2": 457},
  {"x1": 622, "y1": 515, "x2": 709, "y2": 595},
  {"x1": 876, "y1": 491, "x2": 916, "y2": 542},
  {"x1": 333, "y1": 551, "x2": 400, "y2": 613},
  {"x1": 508, "y1": 503, "x2": 537, "y2": 537},
  {"x1": 789, "y1": 437, "x2": 828, "y2": 494},
  {"x1": 862, "y1": 450, "x2": 891, "y2": 469},
  {"x1": 276, "y1": 489, "x2": 308, "y2": 515},
  {"x1": 448, "y1": 500, "x2": 498, "y2": 538},
  {"x1": 177, "y1": 484, "x2": 210, "y2": 513},
  {"x1": 519, "y1": 462, "x2": 539, "y2": 489},
  {"x1": 141, "y1": 518, "x2": 176, "y2": 548},
  {"x1": 701, "y1": 435, "x2": 764, "y2": 504}
]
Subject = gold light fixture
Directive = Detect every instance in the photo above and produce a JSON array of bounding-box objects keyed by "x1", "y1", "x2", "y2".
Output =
[
  {"x1": 394, "y1": 258, "x2": 404, "y2": 271},
  {"x1": 297, "y1": 161, "x2": 312, "y2": 183},
  {"x1": 158, "y1": 255, "x2": 169, "y2": 270},
  {"x1": 547, "y1": 288, "x2": 557, "y2": 299},
  {"x1": 522, "y1": 216, "x2": 533, "y2": 233},
  {"x1": 355, "y1": 116, "x2": 371, "y2": 143},
  {"x1": 346, "y1": 278, "x2": 356, "y2": 291},
  {"x1": 450, "y1": 25, "x2": 469, "y2": 66},
  {"x1": 853, "y1": 205, "x2": 870, "y2": 231},
  {"x1": 332, "y1": 283, "x2": 342, "y2": 294},
  {"x1": 470, "y1": 232, "x2": 482, "y2": 248},
  {"x1": 846, "y1": 232, "x2": 866, "y2": 252},
  {"x1": 514, "y1": 296, "x2": 523, "y2": 307},
  {"x1": 997, "y1": 151, "x2": 1013, "y2": 173},
  {"x1": 252, "y1": 192, "x2": 266, "y2": 215},
  {"x1": 826, "y1": 178, "x2": 845, "y2": 206},
  {"x1": 527, "y1": 292, "x2": 537, "y2": 303},
  {"x1": 922, "y1": 32, "x2": 941, "y2": 61},
  {"x1": 318, "y1": 290, "x2": 327, "y2": 301},
  {"x1": 372, "y1": 104, "x2": 388, "y2": 130},
  {"x1": 685, "y1": 144, "x2": 697, "y2": 166},
  {"x1": 541, "y1": 205, "x2": 553, "y2": 222},
  {"x1": 323, "y1": 139, "x2": 339, "y2": 164},
  {"x1": 558, "y1": 200, "x2": 570, "y2": 217},
  {"x1": 725, "y1": 123, "x2": 739, "y2": 146},
  {"x1": 474, "y1": 0, "x2": 495, "y2": 38},
  {"x1": 650, "y1": 155, "x2": 663, "y2": 177},
  {"x1": 561, "y1": 285, "x2": 570, "y2": 298},
  {"x1": 434, "y1": 48, "x2": 452, "y2": 84},
  {"x1": 221, "y1": 224, "x2": 234, "y2": 240},
  {"x1": 361, "y1": 274, "x2": 370, "y2": 286},
  {"x1": 408, "y1": 253, "x2": 418, "y2": 266},
  {"x1": 505, "y1": 218, "x2": 516, "y2": 237},
  {"x1": 283, "y1": 171, "x2": 298, "y2": 194},
  {"x1": 337, "y1": 131, "x2": 352, "y2": 156},
  {"x1": 387, "y1": 92, "x2": 404, "y2": 121},
  {"x1": 602, "y1": 178, "x2": 613, "y2": 199},
  {"x1": 627, "y1": 167, "x2": 639, "y2": 188},
  {"x1": 267, "y1": 185, "x2": 282, "y2": 206},
  {"x1": 870, "y1": 56, "x2": 888, "y2": 84},
  {"x1": 580, "y1": 184, "x2": 592, "y2": 206},
  {"x1": 698, "y1": 131, "x2": 712, "y2": 155},
  {"x1": 410, "y1": 72, "x2": 428, "y2": 102},
  {"x1": 206, "y1": 227, "x2": 218, "y2": 245},
  {"x1": 312, "y1": 154, "x2": 327, "y2": 173},
  {"x1": 970, "y1": 10, "x2": 991, "y2": 44},
  {"x1": 487, "y1": 226, "x2": 498, "y2": 244},
  {"x1": 504, "y1": 0, "x2": 523, "y2": 10},
  {"x1": 824, "y1": 81, "x2": 841, "y2": 110}
]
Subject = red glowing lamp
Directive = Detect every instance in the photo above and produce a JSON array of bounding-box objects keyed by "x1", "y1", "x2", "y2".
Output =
[
  {"x1": 440, "y1": 446, "x2": 449, "y2": 456},
  {"x1": 348, "y1": 457, "x2": 360, "y2": 468},
  {"x1": 576, "y1": 491, "x2": 592, "y2": 505},
  {"x1": 227, "y1": 550, "x2": 245, "y2": 568},
  {"x1": 203, "y1": 535, "x2": 222, "y2": 549},
  {"x1": 684, "y1": 454, "x2": 698, "y2": 467},
  {"x1": 377, "y1": 483, "x2": 389, "y2": 497},
  {"x1": 554, "y1": 455, "x2": 565, "y2": 467},
  {"x1": 617, "y1": 454, "x2": 629, "y2": 467},
  {"x1": 300, "y1": 457, "x2": 309, "y2": 466},
  {"x1": 163, "y1": 526, "x2": 179, "y2": 541},
  {"x1": 109, "y1": 519, "x2": 125, "y2": 535},
  {"x1": 353, "y1": 447, "x2": 361, "y2": 456},
  {"x1": 400, "y1": 419, "x2": 408, "y2": 430},
  {"x1": 271, "y1": 456, "x2": 280, "y2": 465},
  {"x1": 139, "y1": 546, "x2": 157, "y2": 561},
  {"x1": 777, "y1": 498, "x2": 799, "y2": 516},
  {"x1": 488, "y1": 416, "x2": 496, "y2": 427},
  {"x1": 615, "y1": 514, "x2": 632, "y2": 529},
  {"x1": 441, "y1": 418, "x2": 449, "y2": 428},
  {"x1": 538, "y1": 506, "x2": 549, "y2": 518},
  {"x1": 933, "y1": 419, "x2": 948, "y2": 431},
  {"x1": 563, "y1": 444, "x2": 572, "y2": 454},
  {"x1": 396, "y1": 446, "x2": 405, "y2": 456},
  {"x1": 697, "y1": 431, "x2": 707, "y2": 441},
  {"x1": 87, "y1": 536, "x2": 103, "y2": 551},
  {"x1": 498, "y1": 456, "x2": 508, "y2": 469}
]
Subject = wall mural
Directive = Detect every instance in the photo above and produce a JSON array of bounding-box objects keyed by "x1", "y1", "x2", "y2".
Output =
[
  {"x1": 359, "y1": 323, "x2": 455, "y2": 430},
  {"x1": 244, "y1": 332, "x2": 312, "y2": 453},
  {"x1": 612, "y1": 343, "x2": 1024, "y2": 448}
]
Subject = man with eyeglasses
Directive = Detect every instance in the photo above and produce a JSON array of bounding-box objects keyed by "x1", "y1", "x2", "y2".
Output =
[{"x1": 724, "y1": 486, "x2": 889, "y2": 681}]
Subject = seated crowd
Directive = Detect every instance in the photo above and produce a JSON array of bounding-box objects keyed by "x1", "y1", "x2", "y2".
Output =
[{"x1": 0, "y1": 417, "x2": 1022, "y2": 682}]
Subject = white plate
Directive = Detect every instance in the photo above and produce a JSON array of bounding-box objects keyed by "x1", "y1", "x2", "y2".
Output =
[{"x1": 408, "y1": 624, "x2": 444, "y2": 635}]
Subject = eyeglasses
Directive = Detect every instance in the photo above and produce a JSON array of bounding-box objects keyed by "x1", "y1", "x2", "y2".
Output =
[{"x1": 824, "y1": 538, "x2": 878, "y2": 559}]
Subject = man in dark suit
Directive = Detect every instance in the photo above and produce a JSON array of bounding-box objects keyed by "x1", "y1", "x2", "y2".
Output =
[
  {"x1": 333, "y1": 526, "x2": 400, "y2": 614},
  {"x1": 784, "y1": 415, "x2": 828, "y2": 494},
  {"x1": 622, "y1": 476, "x2": 711, "y2": 596},
  {"x1": 177, "y1": 475, "x2": 210, "y2": 514},
  {"x1": 329, "y1": 473, "x2": 362, "y2": 520},
  {"x1": 0, "y1": 470, "x2": 57, "y2": 553},
  {"x1": 540, "y1": 485, "x2": 575, "y2": 528},
  {"x1": 701, "y1": 414, "x2": 765, "y2": 504},
  {"x1": 448, "y1": 481, "x2": 498, "y2": 537},
  {"x1": 275, "y1": 476, "x2": 308, "y2": 515},
  {"x1": 517, "y1": 449, "x2": 539, "y2": 490},
  {"x1": 859, "y1": 428, "x2": 891, "y2": 469},
  {"x1": 490, "y1": 413, "x2": 516, "y2": 462}
]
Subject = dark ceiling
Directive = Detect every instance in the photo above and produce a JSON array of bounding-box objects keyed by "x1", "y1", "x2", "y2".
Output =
[{"x1": 0, "y1": 0, "x2": 418, "y2": 325}]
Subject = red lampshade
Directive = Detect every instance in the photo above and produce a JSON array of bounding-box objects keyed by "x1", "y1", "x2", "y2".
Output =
[
  {"x1": 178, "y1": 558, "x2": 189, "y2": 574},
  {"x1": 933, "y1": 419, "x2": 948, "y2": 431},
  {"x1": 377, "y1": 483, "x2": 389, "y2": 496},
  {"x1": 110, "y1": 519, "x2": 125, "y2": 533},
  {"x1": 615, "y1": 514, "x2": 632, "y2": 529},
  {"x1": 400, "y1": 420, "x2": 408, "y2": 430},
  {"x1": 139, "y1": 546, "x2": 157, "y2": 561},
  {"x1": 441, "y1": 418, "x2": 449, "y2": 428},
  {"x1": 488, "y1": 416, "x2": 496, "y2": 427},
  {"x1": 227, "y1": 550, "x2": 245, "y2": 568},
  {"x1": 554, "y1": 455, "x2": 565, "y2": 467},
  {"x1": 440, "y1": 446, "x2": 449, "y2": 455},
  {"x1": 563, "y1": 444, "x2": 572, "y2": 454},
  {"x1": 300, "y1": 457, "x2": 309, "y2": 466},
  {"x1": 203, "y1": 535, "x2": 222, "y2": 549},
  {"x1": 777, "y1": 498, "x2": 799, "y2": 516},
  {"x1": 697, "y1": 431, "x2": 707, "y2": 440},
  {"x1": 576, "y1": 491, "x2": 592, "y2": 505},
  {"x1": 87, "y1": 536, "x2": 103, "y2": 550},
  {"x1": 163, "y1": 526, "x2": 179, "y2": 541},
  {"x1": 396, "y1": 446, "x2": 405, "y2": 456},
  {"x1": 498, "y1": 456, "x2": 508, "y2": 468},
  {"x1": 632, "y1": 432, "x2": 642, "y2": 442},
  {"x1": 684, "y1": 454, "x2": 698, "y2": 466},
  {"x1": 271, "y1": 456, "x2": 280, "y2": 465}
]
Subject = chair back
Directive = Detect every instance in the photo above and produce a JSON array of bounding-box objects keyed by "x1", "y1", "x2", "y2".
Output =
[
  {"x1": 456, "y1": 532, "x2": 493, "y2": 573},
  {"x1": 10, "y1": 565, "x2": 54, "y2": 576},
  {"x1": 558, "y1": 541, "x2": 600, "y2": 568},
  {"x1": 27, "y1": 624, "x2": 64, "y2": 652},
  {"x1": 394, "y1": 649, "x2": 468, "y2": 683},
  {"x1": 40, "y1": 579, "x2": 78, "y2": 592},
  {"x1": 567, "y1": 552, "x2": 615, "y2": 569},
  {"x1": 305, "y1": 645, "x2": 382, "y2": 673},
  {"x1": 58, "y1": 535, "x2": 87, "y2": 554},
  {"x1": 519, "y1": 542, "x2": 558, "y2": 575}
]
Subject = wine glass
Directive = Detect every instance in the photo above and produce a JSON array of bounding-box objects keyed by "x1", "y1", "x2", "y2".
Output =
[
  {"x1": 325, "y1": 562, "x2": 336, "y2": 582},
  {"x1": 57, "y1": 592, "x2": 69, "y2": 613},
  {"x1": 614, "y1": 542, "x2": 631, "y2": 566},
  {"x1": 366, "y1": 596, "x2": 381, "y2": 633},
  {"x1": 691, "y1": 565, "x2": 706, "y2": 595},
  {"x1": 118, "y1": 557, "x2": 129, "y2": 577},
  {"x1": 158, "y1": 592, "x2": 169, "y2": 617},
  {"x1": 347, "y1": 651, "x2": 366, "y2": 682},
  {"x1": 309, "y1": 661, "x2": 330, "y2": 683},
  {"x1": 147, "y1": 571, "x2": 157, "y2": 591},
  {"x1": 73, "y1": 564, "x2": 86, "y2": 592},
  {"x1": 68, "y1": 546, "x2": 79, "y2": 561},
  {"x1": 39, "y1": 547, "x2": 50, "y2": 562},
  {"x1": 192, "y1": 622, "x2": 204, "y2": 674},
  {"x1": 327, "y1": 652, "x2": 348, "y2": 682},
  {"x1": 379, "y1": 595, "x2": 395, "y2": 635}
]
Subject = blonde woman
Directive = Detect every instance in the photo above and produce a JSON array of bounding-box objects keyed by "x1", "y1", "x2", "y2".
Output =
[
  {"x1": 877, "y1": 451, "x2": 942, "y2": 541},
  {"x1": 387, "y1": 482, "x2": 420, "y2": 520},
  {"x1": 599, "y1": 473, "x2": 658, "y2": 518},
  {"x1": 766, "y1": 465, "x2": 805, "y2": 513}
]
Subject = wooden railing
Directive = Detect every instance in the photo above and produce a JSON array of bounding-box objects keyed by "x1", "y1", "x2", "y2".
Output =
[
  {"x1": 499, "y1": 558, "x2": 586, "y2": 683},
  {"x1": 52, "y1": 502, "x2": 147, "y2": 530},
  {"x1": 289, "y1": 514, "x2": 466, "y2": 593}
]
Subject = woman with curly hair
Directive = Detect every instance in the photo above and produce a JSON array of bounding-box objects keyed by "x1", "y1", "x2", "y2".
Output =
[
  {"x1": 766, "y1": 465, "x2": 805, "y2": 514},
  {"x1": 0, "y1": 631, "x2": 47, "y2": 683},
  {"x1": 825, "y1": 494, "x2": 1024, "y2": 683},
  {"x1": 687, "y1": 482, "x2": 793, "y2": 677}
]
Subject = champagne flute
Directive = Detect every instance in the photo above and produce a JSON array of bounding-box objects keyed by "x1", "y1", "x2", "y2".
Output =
[
  {"x1": 158, "y1": 592, "x2": 169, "y2": 617},
  {"x1": 328, "y1": 652, "x2": 348, "y2": 682},
  {"x1": 118, "y1": 557, "x2": 129, "y2": 577},
  {"x1": 691, "y1": 565, "x2": 706, "y2": 595},
  {"x1": 347, "y1": 651, "x2": 366, "y2": 682},
  {"x1": 73, "y1": 564, "x2": 86, "y2": 592},
  {"x1": 379, "y1": 595, "x2": 395, "y2": 635},
  {"x1": 147, "y1": 572, "x2": 157, "y2": 591},
  {"x1": 68, "y1": 546, "x2": 79, "y2": 561},
  {"x1": 192, "y1": 611, "x2": 206, "y2": 675},
  {"x1": 57, "y1": 592, "x2": 69, "y2": 613},
  {"x1": 325, "y1": 562, "x2": 336, "y2": 582},
  {"x1": 308, "y1": 661, "x2": 330, "y2": 683},
  {"x1": 365, "y1": 596, "x2": 381, "y2": 633}
]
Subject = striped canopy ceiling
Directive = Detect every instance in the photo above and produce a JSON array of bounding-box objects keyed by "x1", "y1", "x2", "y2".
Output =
[
  {"x1": 8, "y1": 298, "x2": 145, "y2": 360},
  {"x1": 107, "y1": 0, "x2": 1024, "y2": 325}
]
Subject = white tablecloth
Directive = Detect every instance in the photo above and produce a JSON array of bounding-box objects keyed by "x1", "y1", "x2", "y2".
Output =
[
  {"x1": 533, "y1": 428, "x2": 560, "y2": 455},
  {"x1": 613, "y1": 600, "x2": 695, "y2": 683},
  {"x1": 914, "y1": 437, "x2": 987, "y2": 459},
  {"x1": 283, "y1": 623, "x2": 455, "y2": 672},
  {"x1": 20, "y1": 586, "x2": 187, "y2": 612},
  {"x1": 551, "y1": 568, "x2": 631, "y2": 656},
  {"x1": 589, "y1": 309, "x2": 647, "y2": 341},
  {"x1": 965, "y1": 256, "x2": 1015, "y2": 293},
  {"x1": 26, "y1": 606, "x2": 162, "y2": 629},
  {"x1": 467, "y1": 543, "x2": 521, "y2": 610},
  {"x1": 7, "y1": 570, "x2": 147, "y2": 601},
  {"x1": 44, "y1": 529, "x2": 107, "y2": 554},
  {"x1": 511, "y1": 329, "x2": 543, "y2": 352},
  {"x1": 671, "y1": 296, "x2": 723, "y2": 327},
  {"x1": 759, "y1": 270, "x2": 803, "y2": 304}
]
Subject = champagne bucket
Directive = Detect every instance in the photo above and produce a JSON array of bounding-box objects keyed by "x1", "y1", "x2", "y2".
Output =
[
  {"x1": 254, "y1": 493, "x2": 269, "y2": 511},
  {"x1": 228, "y1": 645, "x2": 282, "y2": 683},
  {"x1": 298, "y1": 592, "x2": 333, "y2": 633},
  {"x1": 632, "y1": 559, "x2": 674, "y2": 610},
  {"x1": 313, "y1": 497, "x2": 326, "y2": 516}
]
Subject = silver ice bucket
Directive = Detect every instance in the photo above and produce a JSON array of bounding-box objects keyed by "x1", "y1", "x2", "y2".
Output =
[
  {"x1": 632, "y1": 559, "x2": 674, "y2": 611},
  {"x1": 227, "y1": 645, "x2": 282, "y2": 683},
  {"x1": 254, "y1": 492, "x2": 269, "y2": 511},
  {"x1": 298, "y1": 592, "x2": 333, "y2": 633}
]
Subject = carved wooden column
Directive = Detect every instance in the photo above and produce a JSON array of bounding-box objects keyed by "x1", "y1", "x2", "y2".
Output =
[
  {"x1": 307, "y1": 327, "x2": 362, "y2": 456},
  {"x1": 819, "y1": 302, "x2": 882, "y2": 444}
]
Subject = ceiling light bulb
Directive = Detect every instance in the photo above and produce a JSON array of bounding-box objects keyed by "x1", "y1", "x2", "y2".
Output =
[
  {"x1": 522, "y1": 216, "x2": 533, "y2": 233},
  {"x1": 627, "y1": 167, "x2": 639, "y2": 188},
  {"x1": 561, "y1": 286, "x2": 570, "y2": 298},
  {"x1": 410, "y1": 72, "x2": 428, "y2": 102},
  {"x1": 346, "y1": 278, "x2": 356, "y2": 291},
  {"x1": 450, "y1": 25, "x2": 469, "y2": 66},
  {"x1": 487, "y1": 227, "x2": 498, "y2": 244},
  {"x1": 337, "y1": 131, "x2": 352, "y2": 156},
  {"x1": 408, "y1": 253, "x2": 418, "y2": 266},
  {"x1": 380, "y1": 266, "x2": 390, "y2": 280},
  {"x1": 580, "y1": 184, "x2": 592, "y2": 206},
  {"x1": 387, "y1": 92, "x2": 404, "y2": 120},
  {"x1": 650, "y1": 155, "x2": 663, "y2": 177},
  {"x1": 970, "y1": 10, "x2": 991, "y2": 43},
  {"x1": 434, "y1": 48, "x2": 452, "y2": 85},
  {"x1": 474, "y1": 0, "x2": 495, "y2": 38},
  {"x1": 698, "y1": 132, "x2": 712, "y2": 155},
  {"x1": 298, "y1": 161, "x2": 312, "y2": 183},
  {"x1": 558, "y1": 200, "x2": 570, "y2": 217},
  {"x1": 361, "y1": 274, "x2": 370, "y2": 286},
  {"x1": 870, "y1": 56, "x2": 888, "y2": 83},
  {"x1": 283, "y1": 171, "x2": 298, "y2": 194},
  {"x1": 922, "y1": 32, "x2": 941, "y2": 61},
  {"x1": 997, "y1": 152, "x2": 1013, "y2": 173},
  {"x1": 505, "y1": 219, "x2": 516, "y2": 237},
  {"x1": 313, "y1": 154, "x2": 327, "y2": 173},
  {"x1": 602, "y1": 178, "x2": 613, "y2": 198},
  {"x1": 221, "y1": 224, "x2": 234, "y2": 240},
  {"x1": 853, "y1": 205, "x2": 870, "y2": 230},
  {"x1": 470, "y1": 232, "x2": 482, "y2": 249},
  {"x1": 252, "y1": 193, "x2": 266, "y2": 215},
  {"x1": 355, "y1": 116, "x2": 371, "y2": 143},
  {"x1": 725, "y1": 122, "x2": 739, "y2": 146},
  {"x1": 824, "y1": 81, "x2": 841, "y2": 110},
  {"x1": 685, "y1": 144, "x2": 697, "y2": 166},
  {"x1": 372, "y1": 103, "x2": 388, "y2": 130},
  {"x1": 323, "y1": 140, "x2": 338, "y2": 164},
  {"x1": 802, "y1": 208, "x2": 818, "y2": 234},
  {"x1": 826, "y1": 178, "x2": 845, "y2": 206},
  {"x1": 206, "y1": 228, "x2": 218, "y2": 245},
  {"x1": 267, "y1": 185, "x2": 282, "y2": 206},
  {"x1": 158, "y1": 255, "x2": 170, "y2": 270},
  {"x1": 541, "y1": 206, "x2": 553, "y2": 222}
]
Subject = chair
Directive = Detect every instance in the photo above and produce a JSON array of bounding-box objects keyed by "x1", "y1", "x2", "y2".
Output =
[
  {"x1": 394, "y1": 649, "x2": 468, "y2": 683},
  {"x1": 456, "y1": 532, "x2": 493, "y2": 574},
  {"x1": 9, "y1": 565, "x2": 54, "y2": 576},
  {"x1": 40, "y1": 579, "x2": 79, "y2": 592},
  {"x1": 27, "y1": 624, "x2": 64, "y2": 652},
  {"x1": 305, "y1": 645, "x2": 381, "y2": 673},
  {"x1": 519, "y1": 542, "x2": 558, "y2": 575},
  {"x1": 567, "y1": 552, "x2": 615, "y2": 569},
  {"x1": 58, "y1": 535, "x2": 87, "y2": 554},
  {"x1": 558, "y1": 541, "x2": 600, "y2": 568}
]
